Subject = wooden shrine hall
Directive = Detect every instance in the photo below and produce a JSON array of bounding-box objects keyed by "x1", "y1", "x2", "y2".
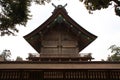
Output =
[
  {"x1": 0, "y1": 4, "x2": 120, "y2": 80},
  {"x1": 25, "y1": 4, "x2": 97, "y2": 62}
]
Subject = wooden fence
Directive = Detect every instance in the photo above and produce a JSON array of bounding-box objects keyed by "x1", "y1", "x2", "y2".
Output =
[{"x1": 0, "y1": 69, "x2": 120, "y2": 80}]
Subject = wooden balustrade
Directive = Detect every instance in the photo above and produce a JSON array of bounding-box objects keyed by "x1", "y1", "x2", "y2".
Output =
[{"x1": 0, "y1": 69, "x2": 120, "y2": 80}]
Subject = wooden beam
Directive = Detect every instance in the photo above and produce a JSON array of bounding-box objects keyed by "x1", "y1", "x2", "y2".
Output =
[{"x1": 0, "y1": 61, "x2": 120, "y2": 69}]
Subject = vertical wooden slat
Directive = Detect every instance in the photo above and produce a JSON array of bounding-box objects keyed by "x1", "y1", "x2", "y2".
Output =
[
  {"x1": 0, "y1": 70, "x2": 1, "y2": 79},
  {"x1": 4, "y1": 71, "x2": 6, "y2": 80},
  {"x1": 0, "y1": 69, "x2": 120, "y2": 80}
]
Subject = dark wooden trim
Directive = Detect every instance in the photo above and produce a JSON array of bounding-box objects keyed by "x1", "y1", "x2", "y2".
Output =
[
  {"x1": 0, "y1": 61, "x2": 120, "y2": 64},
  {"x1": 0, "y1": 69, "x2": 120, "y2": 80}
]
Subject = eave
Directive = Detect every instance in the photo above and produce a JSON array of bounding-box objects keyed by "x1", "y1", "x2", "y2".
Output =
[
  {"x1": 24, "y1": 6, "x2": 97, "y2": 53},
  {"x1": 0, "y1": 61, "x2": 120, "y2": 69}
]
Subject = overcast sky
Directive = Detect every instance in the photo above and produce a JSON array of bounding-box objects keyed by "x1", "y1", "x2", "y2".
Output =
[{"x1": 0, "y1": 0, "x2": 120, "y2": 61}]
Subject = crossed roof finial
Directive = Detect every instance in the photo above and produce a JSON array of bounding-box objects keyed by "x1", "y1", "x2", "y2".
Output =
[
  {"x1": 52, "y1": 3, "x2": 57, "y2": 8},
  {"x1": 52, "y1": 3, "x2": 67, "y2": 8}
]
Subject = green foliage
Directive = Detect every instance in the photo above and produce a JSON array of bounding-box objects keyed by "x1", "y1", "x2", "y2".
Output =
[
  {"x1": 111, "y1": 54, "x2": 120, "y2": 61},
  {"x1": 16, "y1": 56, "x2": 23, "y2": 61},
  {"x1": 80, "y1": 0, "x2": 120, "y2": 15},
  {"x1": 107, "y1": 54, "x2": 120, "y2": 61},
  {"x1": 0, "y1": 0, "x2": 31, "y2": 36},
  {"x1": 0, "y1": 49, "x2": 11, "y2": 61},
  {"x1": 107, "y1": 45, "x2": 120, "y2": 61},
  {"x1": 0, "y1": 0, "x2": 120, "y2": 36},
  {"x1": 109, "y1": 45, "x2": 120, "y2": 55},
  {"x1": 115, "y1": 5, "x2": 120, "y2": 16},
  {"x1": 0, "y1": 0, "x2": 51, "y2": 36}
]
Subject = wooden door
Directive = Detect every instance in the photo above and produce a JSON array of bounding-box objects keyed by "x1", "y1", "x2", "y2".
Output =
[{"x1": 41, "y1": 25, "x2": 79, "y2": 56}]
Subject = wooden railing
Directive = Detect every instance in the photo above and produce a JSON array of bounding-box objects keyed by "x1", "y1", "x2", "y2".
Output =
[{"x1": 0, "y1": 69, "x2": 120, "y2": 80}]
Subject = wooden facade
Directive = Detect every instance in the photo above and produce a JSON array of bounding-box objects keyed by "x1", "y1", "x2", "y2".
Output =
[
  {"x1": 0, "y1": 61, "x2": 120, "y2": 80},
  {"x1": 0, "y1": 5, "x2": 120, "y2": 80},
  {"x1": 24, "y1": 5, "x2": 97, "y2": 61},
  {"x1": 0, "y1": 69, "x2": 120, "y2": 80}
]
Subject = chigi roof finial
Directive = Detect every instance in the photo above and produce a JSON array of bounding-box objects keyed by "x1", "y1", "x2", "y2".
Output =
[
  {"x1": 52, "y1": 3, "x2": 57, "y2": 8},
  {"x1": 52, "y1": 3, "x2": 67, "y2": 8},
  {"x1": 63, "y1": 3, "x2": 67, "y2": 8}
]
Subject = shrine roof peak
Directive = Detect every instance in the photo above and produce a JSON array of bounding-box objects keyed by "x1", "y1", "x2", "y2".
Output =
[
  {"x1": 52, "y1": 3, "x2": 68, "y2": 14},
  {"x1": 52, "y1": 3, "x2": 67, "y2": 9},
  {"x1": 24, "y1": 4, "x2": 97, "y2": 53}
]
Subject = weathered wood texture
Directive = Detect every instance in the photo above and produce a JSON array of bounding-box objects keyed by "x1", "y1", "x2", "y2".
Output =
[
  {"x1": 0, "y1": 69, "x2": 120, "y2": 80},
  {"x1": 41, "y1": 25, "x2": 78, "y2": 55},
  {"x1": 0, "y1": 61, "x2": 120, "y2": 69}
]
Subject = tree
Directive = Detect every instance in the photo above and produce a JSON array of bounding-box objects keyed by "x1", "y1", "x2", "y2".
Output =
[
  {"x1": 0, "y1": 0, "x2": 119, "y2": 36},
  {"x1": 107, "y1": 45, "x2": 120, "y2": 61},
  {"x1": 0, "y1": 49, "x2": 11, "y2": 61},
  {"x1": 16, "y1": 56, "x2": 23, "y2": 61},
  {"x1": 0, "y1": 0, "x2": 51, "y2": 36},
  {"x1": 0, "y1": 0, "x2": 31, "y2": 36},
  {"x1": 80, "y1": 0, "x2": 120, "y2": 16}
]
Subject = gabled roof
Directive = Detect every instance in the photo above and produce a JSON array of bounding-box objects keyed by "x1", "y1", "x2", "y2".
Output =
[{"x1": 24, "y1": 5, "x2": 97, "y2": 53}]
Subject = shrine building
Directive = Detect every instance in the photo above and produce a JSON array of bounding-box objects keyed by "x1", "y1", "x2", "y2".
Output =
[
  {"x1": 24, "y1": 4, "x2": 97, "y2": 62},
  {"x1": 0, "y1": 4, "x2": 120, "y2": 80}
]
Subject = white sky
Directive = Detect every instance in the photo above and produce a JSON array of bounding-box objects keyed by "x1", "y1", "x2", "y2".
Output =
[{"x1": 0, "y1": 0, "x2": 120, "y2": 61}]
